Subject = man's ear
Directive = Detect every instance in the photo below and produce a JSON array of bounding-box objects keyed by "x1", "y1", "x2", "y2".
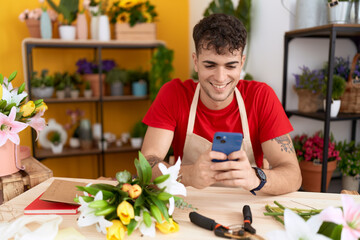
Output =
[
  {"x1": 240, "y1": 54, "x2": 246, "y2": 69},
  {"x1": 192, "y1": 52, "x2": 198, "y2": 72}
]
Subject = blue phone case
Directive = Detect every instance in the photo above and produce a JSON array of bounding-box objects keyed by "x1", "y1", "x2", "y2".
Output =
[{"x1": 211, "y1": 132, "x2": 243, "y2": 162}]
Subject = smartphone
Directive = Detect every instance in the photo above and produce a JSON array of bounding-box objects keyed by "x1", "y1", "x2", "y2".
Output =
[{"x1": 211, "y1": 132, "x2": 243, "y2": 162}]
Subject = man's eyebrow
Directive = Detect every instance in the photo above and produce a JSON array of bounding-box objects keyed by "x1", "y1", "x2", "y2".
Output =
[{"x1": 202, "y1": 60, "x2": 239, "y2": 65}]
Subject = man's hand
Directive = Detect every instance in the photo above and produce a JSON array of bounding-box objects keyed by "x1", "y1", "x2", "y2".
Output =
[{"x1": 210, "y1": 150, "x2": 260, "y2": 190}]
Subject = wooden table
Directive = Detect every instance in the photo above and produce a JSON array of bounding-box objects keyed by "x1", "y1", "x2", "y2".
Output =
[{"x1": 1, "y1": 177, "x2": 359, "y2": 239}]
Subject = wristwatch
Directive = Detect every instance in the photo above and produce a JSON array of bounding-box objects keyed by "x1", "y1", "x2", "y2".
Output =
[{"x1": 250, "y1": 167, "x2": 267, "y2": 195}]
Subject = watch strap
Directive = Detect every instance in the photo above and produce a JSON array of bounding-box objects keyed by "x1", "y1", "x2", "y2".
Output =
[{"x1": 250, "y1": 167, "x2": 266, "y2": 195}]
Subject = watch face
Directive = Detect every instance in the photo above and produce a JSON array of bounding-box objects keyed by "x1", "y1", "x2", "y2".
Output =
[{"x1": 256, "y1": 168, "x2": 266, "y2": 181}]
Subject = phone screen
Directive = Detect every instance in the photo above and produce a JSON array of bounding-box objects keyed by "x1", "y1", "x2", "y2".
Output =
[{"x1": 211, "y1": 132, "x2": 243, "y2": 162}]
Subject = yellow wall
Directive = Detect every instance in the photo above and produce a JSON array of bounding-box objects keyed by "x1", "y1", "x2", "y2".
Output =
[{"x1": 1, "y1": 0, "x2": 189, "y2": 178}]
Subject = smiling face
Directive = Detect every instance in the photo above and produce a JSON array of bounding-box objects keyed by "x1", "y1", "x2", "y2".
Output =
[{"x1": 193, "y1": 47, "x2": 245, "y2": 110}]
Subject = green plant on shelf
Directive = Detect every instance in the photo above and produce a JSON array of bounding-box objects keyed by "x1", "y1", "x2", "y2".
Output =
[
  {"x1": 131, "y1": 121, "x2": 147, "y2": 138},
  {"x1": 105, "y1": 68, "x2": 129, "y2": 84},
  {"x1": 31, "y1": 69, "x2": 54, "y2": 88}
]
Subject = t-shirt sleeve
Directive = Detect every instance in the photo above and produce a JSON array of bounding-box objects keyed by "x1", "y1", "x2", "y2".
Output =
[
  {"x1": 256, "y1": 84, "x2": 293, "y2": 143},
  {"x1": 143, "y1": 81, "x2": 178, "y2": 131}
]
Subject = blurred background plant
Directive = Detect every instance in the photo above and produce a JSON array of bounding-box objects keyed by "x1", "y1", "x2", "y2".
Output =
[{"x1": 293, "y1": 65, "x2": 325, "y2": 94}]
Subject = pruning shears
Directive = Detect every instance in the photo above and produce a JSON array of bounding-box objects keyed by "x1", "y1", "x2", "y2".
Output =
[{"x1": 189, "y1": 205, "x2": 264, "y2": 240}]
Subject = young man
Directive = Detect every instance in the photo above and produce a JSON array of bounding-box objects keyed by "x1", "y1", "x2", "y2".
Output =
[{"x1": 141, "y1": 13, "x2": 301, "y2": 195}]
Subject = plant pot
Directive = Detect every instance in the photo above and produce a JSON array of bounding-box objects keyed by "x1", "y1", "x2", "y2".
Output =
[
  {"x1": 295, "y1": 88, "x2": 321, "y2": 113},
  {"x1": 56, "y1": 90, "x2": 65, "y2": 99},
  {"x1": 69, "y1": 137, "x2": 80, "y2": 148},
  {"x1": 82, "y1": 74, "x2": 105, "y2": 97},
  {"x1": 130, "y1": 137, "x2": 143, "y2": 148},
  {"x1": 70, "y1": 90, "x2": 80, "y2": 99},
  {"x1": 31, "y1": 87, "x2": 54, "y2": 99},
  {"x1": 323, "y1": 99, "x2": 341, "y2": 117},
  {"x1": 0, "y1": 141, "x2": 22, "y2": 177},
  {"x1": 132, "y1": 81, "x2": 147, "y2": 96},
  {"x1": 50, "y1": 143, "x2": 63, "y2": 154},
  {"x1": 25, "y1": 19, "x2": 41, "y2": 38},
  {"x1": 76, "y1": 13, "x2": 88, "y2": 40},
  {"x1": 81, "y1": 140, "x2": 93, "y2": 150},
  {"x1": 110, "y1": 82, "x2": 124, "y2": 96},
  {"x1": 342, "y1": 175, "x2": 360, "y2": 191},
  {"x1": 299, "y1": 160, "x2": 337, "y2": 192},
  {"x1": 328, "y1": 1, "x2": 351, "y2": 24},
  {"x1": 98, "y1": 15, "x2": 110, "y2": 41},
  {"x1": 59, "y1": 25, "x2": 76, "y2": 40},
  {"x1": 115, "y1": 22, "x2": 156, "y2": 41},
  {"x1": 83, "y1": 89, "x2": 93, "y2": 98}
]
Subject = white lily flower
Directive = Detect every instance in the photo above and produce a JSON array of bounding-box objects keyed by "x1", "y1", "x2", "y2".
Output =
[
  {"x1": 134, "y1": 209, "x2": 156, "y2": 237},
  {"x1": 168, "y1": 197, "x2": 175, "y2": 215},
  {"x1": 157, "y1": 157, "x2": 187, "y2": 197},
  {"x1": 2, "y1": 78, "x2": 28, "y2": 106},
  {"x1": 267, "y1": 209, "x2": 331, "y2": 240},
  {"x1": 77, "y1": 191, "x2": 113, "y2": 234}
]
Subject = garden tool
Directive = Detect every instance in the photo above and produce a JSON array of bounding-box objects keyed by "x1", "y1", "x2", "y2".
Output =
[{"x1": 189, "y1": 205, "x2": 264, "y2": 240}]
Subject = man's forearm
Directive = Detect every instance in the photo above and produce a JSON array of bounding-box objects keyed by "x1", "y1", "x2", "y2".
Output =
[{"x1": 146, "y1": 155, "x2": 170, "y2": 180}]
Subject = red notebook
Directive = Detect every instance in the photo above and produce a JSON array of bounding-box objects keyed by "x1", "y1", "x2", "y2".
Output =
[{"x1": 24, "y1": 194, "x2": 80, "y2": 215}]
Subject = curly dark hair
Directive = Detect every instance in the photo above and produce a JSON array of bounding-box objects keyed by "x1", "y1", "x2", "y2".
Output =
[{"x1": 193, "y1": 13, "x2": 247, "y2": 55}]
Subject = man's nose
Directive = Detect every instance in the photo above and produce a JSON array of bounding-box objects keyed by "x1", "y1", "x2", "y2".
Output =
[{"x1": 214, "y1": 67, "x2": 227, "y2": 82}]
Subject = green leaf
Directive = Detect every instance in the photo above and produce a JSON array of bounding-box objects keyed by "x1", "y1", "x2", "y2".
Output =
[
  {"x1": 143, "y1": 211, "x2": 152, "y2": 227},
  {"x1": 91, "y1": 183, "x2": 118, "y2": 192},
  {"x1": 0, "y1": 73, "x2": 3, "y2": 84},
  {"x1": 127, "y1": 219, "x2": 138, "y2": 235},
  {"x1": 150, "y1": 195, "x2": 169, "y2": 221},
  {"x1": 318, "y1": 221, "x2": 339, "y2": 238},
  {"x1": 88, "y1": 200, "x2": 109, "y2": 209},
  {"x1": 134, "y1": 193, "x2": 145, "y2": 208},
  {"x1": 8, "y1": 71, "x2": 17, "y2": 82},
  {"x1": 116, "y1": 170, "x2": 132, "y2": 184},
  {"x1": 0, "y1": 100, "x2": 7, "y2": 110},
  {"x1": 134, "y1": 158, "x2": 143, "y2": 184},
  {"x1": 34, "y1": 99, "x2": 44, "y2": 107},
  {"x1": 150, "y1": 204, "x2": 162, "y2": 223},
  {"x1": 157, "y1": 192, "x2": 172, "y2": 201},
  {"x1": 139, "y1": 151, "x2": 152, "y2": 185},
  {"x1": 330, "y1": 224, "x2": 342, "y2": 240},
  {"x1": 153, "y1": 174, "x2": 170, "y2": 185},
  {"x1": 4, "y1": 103, "x2": 16, "y2": 112},
  {"x1": 76, "y1": 186, "x2": 114, "y2": 200},
  {"x1": 17, "y1": 83, "x2": 25, "y2": 94},
  {"x1": 95, "y1": 205, "x2": 116, "y2": 216}
]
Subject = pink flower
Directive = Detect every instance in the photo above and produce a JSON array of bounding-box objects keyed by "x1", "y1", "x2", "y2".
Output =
[
  {"x1": 0, "y1": 107, "x2": 28, "y2": 147},
  {"x1": 28, "y1": 110, "x2": 46, "y2": 141},
  {"x1": 320, "y1": 194, "x2": 360, "y2": 240}
]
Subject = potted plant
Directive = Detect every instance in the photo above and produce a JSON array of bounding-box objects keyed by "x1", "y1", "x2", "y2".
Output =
[
  {"x1": 293, "y1": 65, "x2": 325, "y2": 113},
  {"x1": 31, "y1": 69, "x2": 55, "y2": 99},
  {"x1": 83, "y1": 81, "x2": 92, "y2": 98},
  {"x1": 76, "y1": 58, "x2": 116, "y2": 97},
  {"x1": 337, "y1": 140, "x2": 360, "y2": 191},
  {"x1": 46, "y1": 0, "x2": 79, "y2": 40},
  {"x1": 128, "y1": 68, "x2": 148, "y2": 97},
  {"x1": 293, "y1": 131, "x2": 341, "y2": 192},
  {"x1": 50, "y1": 130, "x2": 63, "y2": 154},
  {"x1": 321, "y1": 74, "x2": 346, "y2": 117},
  {"x1": 130, "y1": 120, "x2": 147, "y2": 148},
  {"x1": 149, "y1": 45, "x2": 174, "y2": 101},
  {"x1": 70, "y1": 83, "x2": 80, "y2": 99},
  {"x1": 55, "y1": 81, "x2": 66, "y2": 99},
  {"x1": 108, "y1": 0, "x2": 158, "y2": 40},
  {"x1": 105, "y1": 67, "x2": 129, "y2": 96}
]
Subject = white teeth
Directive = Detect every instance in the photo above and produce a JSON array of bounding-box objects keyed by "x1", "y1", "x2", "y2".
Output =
[{"x1": 213, "y1": 84, "x2": 226, "y2": 89}]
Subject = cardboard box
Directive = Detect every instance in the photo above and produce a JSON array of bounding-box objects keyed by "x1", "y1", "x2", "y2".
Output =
[
  {"x1": 0, "y1": 157, "x2": 53, "y2": 204},
  {"x1": 115, "y1": 23, "x2": 156, "y2": 41}
]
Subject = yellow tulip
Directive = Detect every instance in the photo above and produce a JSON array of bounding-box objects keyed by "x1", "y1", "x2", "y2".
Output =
[
  {"x1": 117, "y1": 200, "x2": 134, "y2": 225},
  {"x1": 36, "y1": 102, "x2": 48, "y2": 113},
  {"x1": 20, "y1": 101, "x2": 35, "y2": 117},
  {"x1": 106, "y1": 220, "x2": 126, "y2": 240},
  {"x1": 155, "y1": 217, "x2": 179, "y2": 234},
  {"x1": 0, "y1": 84, "x2": 3, "y2": 99}
]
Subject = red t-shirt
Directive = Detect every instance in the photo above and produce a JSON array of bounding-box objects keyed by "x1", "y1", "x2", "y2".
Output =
[{"x1": 143, "y1": 79, "x2": 293, "y2": 167}]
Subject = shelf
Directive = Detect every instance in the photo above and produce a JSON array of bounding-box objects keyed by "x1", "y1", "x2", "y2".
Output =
[
  {"x1": 286, "y1": 110, "x2": 360, "y2": 121},
  {"x1": 285, "y1": 24, "x2": 360, "y2": 38},
  {"x1": 34, "y1": 95, "x2": 149, "y2": 103},
  {"x1": 35, "y1": 144, "x2": 141, "y2": 159},
  {"x1": 22, "y1": 38, "x2": 166, "y2": 49}
]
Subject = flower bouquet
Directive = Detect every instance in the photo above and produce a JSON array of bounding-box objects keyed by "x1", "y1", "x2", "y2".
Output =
[
  {"x1": 292, "y1": 131, "x2": 341, "y2": 192},
  {"x1": 0, "y1": 71, "x2": 48, "y2": 176},
  {"x1": 75, "y1": 152, "x2": 192, "y2": 239}
]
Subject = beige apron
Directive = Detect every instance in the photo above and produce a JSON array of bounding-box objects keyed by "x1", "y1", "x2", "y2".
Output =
[{"x1": 182, "y1": 84, "x2": 256, "y2": 167}]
